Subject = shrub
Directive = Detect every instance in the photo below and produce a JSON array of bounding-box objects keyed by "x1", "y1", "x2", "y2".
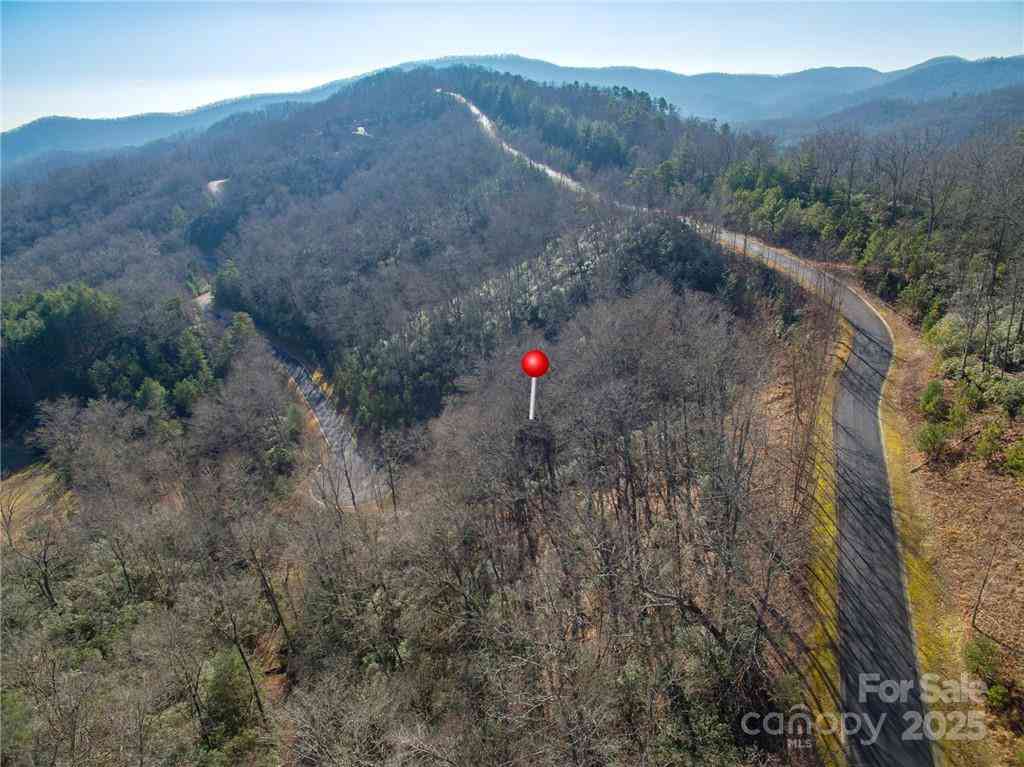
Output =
[
  {"x1": 203, "y1": 649, "x2": 255, "y2": 747},
  {"x1": 919, "y1": 380, "x2": 948, "y2": 422},
  {"x1": 956, "y1": 380, "x2": 986, "y2": 412},
  {"x1": 924, "y1": 312, "x2": 968, "y2": 358},
  {"x1": 1, "y1": 689, "x2": 32, "y2": 760},
  {"x1": 964, "y1": 636, "x2": 1001, "y2": 683},
  {"x1": 915, "y1": 422, "x2": 950, "y2": 460},
  {"x1": 921, "y1": 301, "x2": 944, "y2": 333},
  {"x1": 1005, "y1": 440, "x2": 1024, "y2": 479},
  {"x1": 222, "y1": 728, "x2": 270, "y2": 766},
  {"x1": 989, "y1": 316, "x2": 1024, "y2": 370},
  {"x1": 939, "y1": 355, "x2": 984, "y2": 382},
  {"x1": 135, "y1": 378, "x2": 167, "y2": 412},
  {"x1": 999, "y1": 379, "x2": 1024, "y2": 420},
  {"x1": 947, "y1": 401, "x2": 969, "y2": 435},
  {"x1": 898, "y1": 281, "x2": 937, "y2": 324},
  {"x1": 975, "y1": 421, "x2": 1005, "y2": 464},
  {"x1": 172, "y1": 378, "x2": 203, "y2": 416},
  {"x1": 986, "y1": 683, "x2": 1011, "y2": 711}
]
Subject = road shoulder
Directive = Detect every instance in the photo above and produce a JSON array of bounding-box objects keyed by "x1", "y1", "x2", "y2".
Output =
[{"x1": 859, "y1": 289, "x2": 1013, "y2": 767}]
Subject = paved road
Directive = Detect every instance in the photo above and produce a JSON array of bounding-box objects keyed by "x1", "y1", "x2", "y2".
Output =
[
  {"x1": 272, "y1": 349, "x2": 375, "y2": 505},
  {"x1": 438, "y1": 90, "x2": 590, "y2": 196},
  {"x1": 193, "y1": 291, "x2": 374, "y2": 504},
  {"x1": 444, "y1": 92, "x2": 933, "y2": 767},
  {"x1": 712, "y1": 233, "x2": 932, "y2": 767}
]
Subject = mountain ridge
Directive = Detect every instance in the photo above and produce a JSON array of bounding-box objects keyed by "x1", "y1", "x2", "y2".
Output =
[
  {"x1": 746, "y1": 83, "x2": 1024, "y2": 142},
  {"x1": 1, "y1": 73, "x2": 366, "y2": 169},
  {"x1": 4, "y1": 53, "x2": 1022, "y2": 170}
]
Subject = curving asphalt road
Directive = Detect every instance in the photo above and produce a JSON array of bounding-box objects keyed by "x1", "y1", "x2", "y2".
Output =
[
  {"x1": 271, "y1": 348, "x2": 375, "y2": 504},
  {"x1": 711, "y1": 233, "x2": 933, "y2": 767},
  {"x1": 193, "y1": 291, "x2": 374, "y2": 504},
  {"x1": 444, "y1": 92, "x2": 933, "y2": 767}
]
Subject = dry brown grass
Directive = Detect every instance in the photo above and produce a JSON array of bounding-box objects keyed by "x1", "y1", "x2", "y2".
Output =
[
  {"x1": 720, "y1": 233, "x2": 1021, "y2": 763},
  {"x1": 0, "y1": 462, "x2": 67, "y2": 542}
]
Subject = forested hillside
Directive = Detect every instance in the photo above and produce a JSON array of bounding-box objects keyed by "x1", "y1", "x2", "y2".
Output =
[
  {"x1": 466, "y1": 67, "x2": 1023, "y2": 379},
  {"x1": 4, "y1": 62, "x2": 1021, "y2": 765},
  {"x1": 2, "y1": 68, "x2": 604, "y2": 429},
  {"x1": 2, "y1": 65, "x2": 837, "y2": 765},
  {"x1": 3, "y1": 66, "x2": 777, "y2": 432},
  {"x1": 464, "y1": 65, "x2": 1024, "y2": 470}
]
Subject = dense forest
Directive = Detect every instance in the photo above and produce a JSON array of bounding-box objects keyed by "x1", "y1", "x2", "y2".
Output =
[
  {"x1": 2, "y1": 67, "x2": 785, "y2": 433},
  {"x1": 2, "y1": 63, "x2": 1021, "y2": 765},
  {"x1": 458, "y1": 67, "x2": 1024, "y2": 430}
]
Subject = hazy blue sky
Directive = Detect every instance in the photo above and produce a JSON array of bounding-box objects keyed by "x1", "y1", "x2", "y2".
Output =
[{"x1": 2, "y1": 1, "x2": 1022, "y2": 130}]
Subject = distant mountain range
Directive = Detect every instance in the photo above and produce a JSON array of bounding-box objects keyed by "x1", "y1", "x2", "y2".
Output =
[
  {"x1": 1, "y1": 74, "x2": 364, "y2": 170},
  {"x1": 747, "y1": 83, "x2": 1024, "y2": 142},
  {"x1": 4, "y1": 54, "x2": 1023, "y2": 171},
  {"x1": 436, "y1": 54, "x2": 1024, "y2": 126}
]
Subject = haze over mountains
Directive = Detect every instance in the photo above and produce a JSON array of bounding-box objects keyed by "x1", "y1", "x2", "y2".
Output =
[
  {"x1": 440, "y1": 53, "x2": 1024, "y2": 122},
  {"x1": 3, "y1": 53, "x2": 1023, "y2": 172},
  {"x1": 0, "y1": 74, "x2": 365, "y2": 173},
  {"x1": 748, "y1": 83, "x2": 1024, "y2": 142}
]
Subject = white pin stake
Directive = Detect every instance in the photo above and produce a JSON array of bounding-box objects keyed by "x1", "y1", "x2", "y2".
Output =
[{"x1": 520, "y1": 349, "x2": 550, "y2": 420}]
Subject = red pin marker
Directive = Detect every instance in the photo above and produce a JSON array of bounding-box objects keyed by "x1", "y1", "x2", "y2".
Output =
[{"x1": 521, "y1": 349, "x2": 549, "y2": 420}]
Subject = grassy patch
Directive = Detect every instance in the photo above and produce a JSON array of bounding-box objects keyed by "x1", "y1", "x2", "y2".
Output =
[
  {"x1": 0, "y1": 463, "x2": 65, "y2": 542},
  {"x1": 804, "y1": 317, "x2": 853, "y2": 767}
]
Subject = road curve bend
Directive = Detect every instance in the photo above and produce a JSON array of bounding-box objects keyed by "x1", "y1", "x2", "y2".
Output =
[
  {"x1": 711, "y1": 233, "x2": 932, "y2": 767},
  {"x1": 443, "y1": 91, "x2": 933, "y2": 767},
  {"x1": 193, "y1": 290, "x2": 374, "y2": 504}
]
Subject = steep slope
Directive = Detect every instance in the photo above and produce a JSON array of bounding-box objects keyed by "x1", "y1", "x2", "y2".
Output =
[
  {"x1": 444, "y1": 87, "x2": 949, "y2": 765},
  {"x1": 10, "y1": 62, "x2": 983, "y2": 766},
  {"x1": 0, "y1": 68, "x2": 609, "y2": 426}
]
